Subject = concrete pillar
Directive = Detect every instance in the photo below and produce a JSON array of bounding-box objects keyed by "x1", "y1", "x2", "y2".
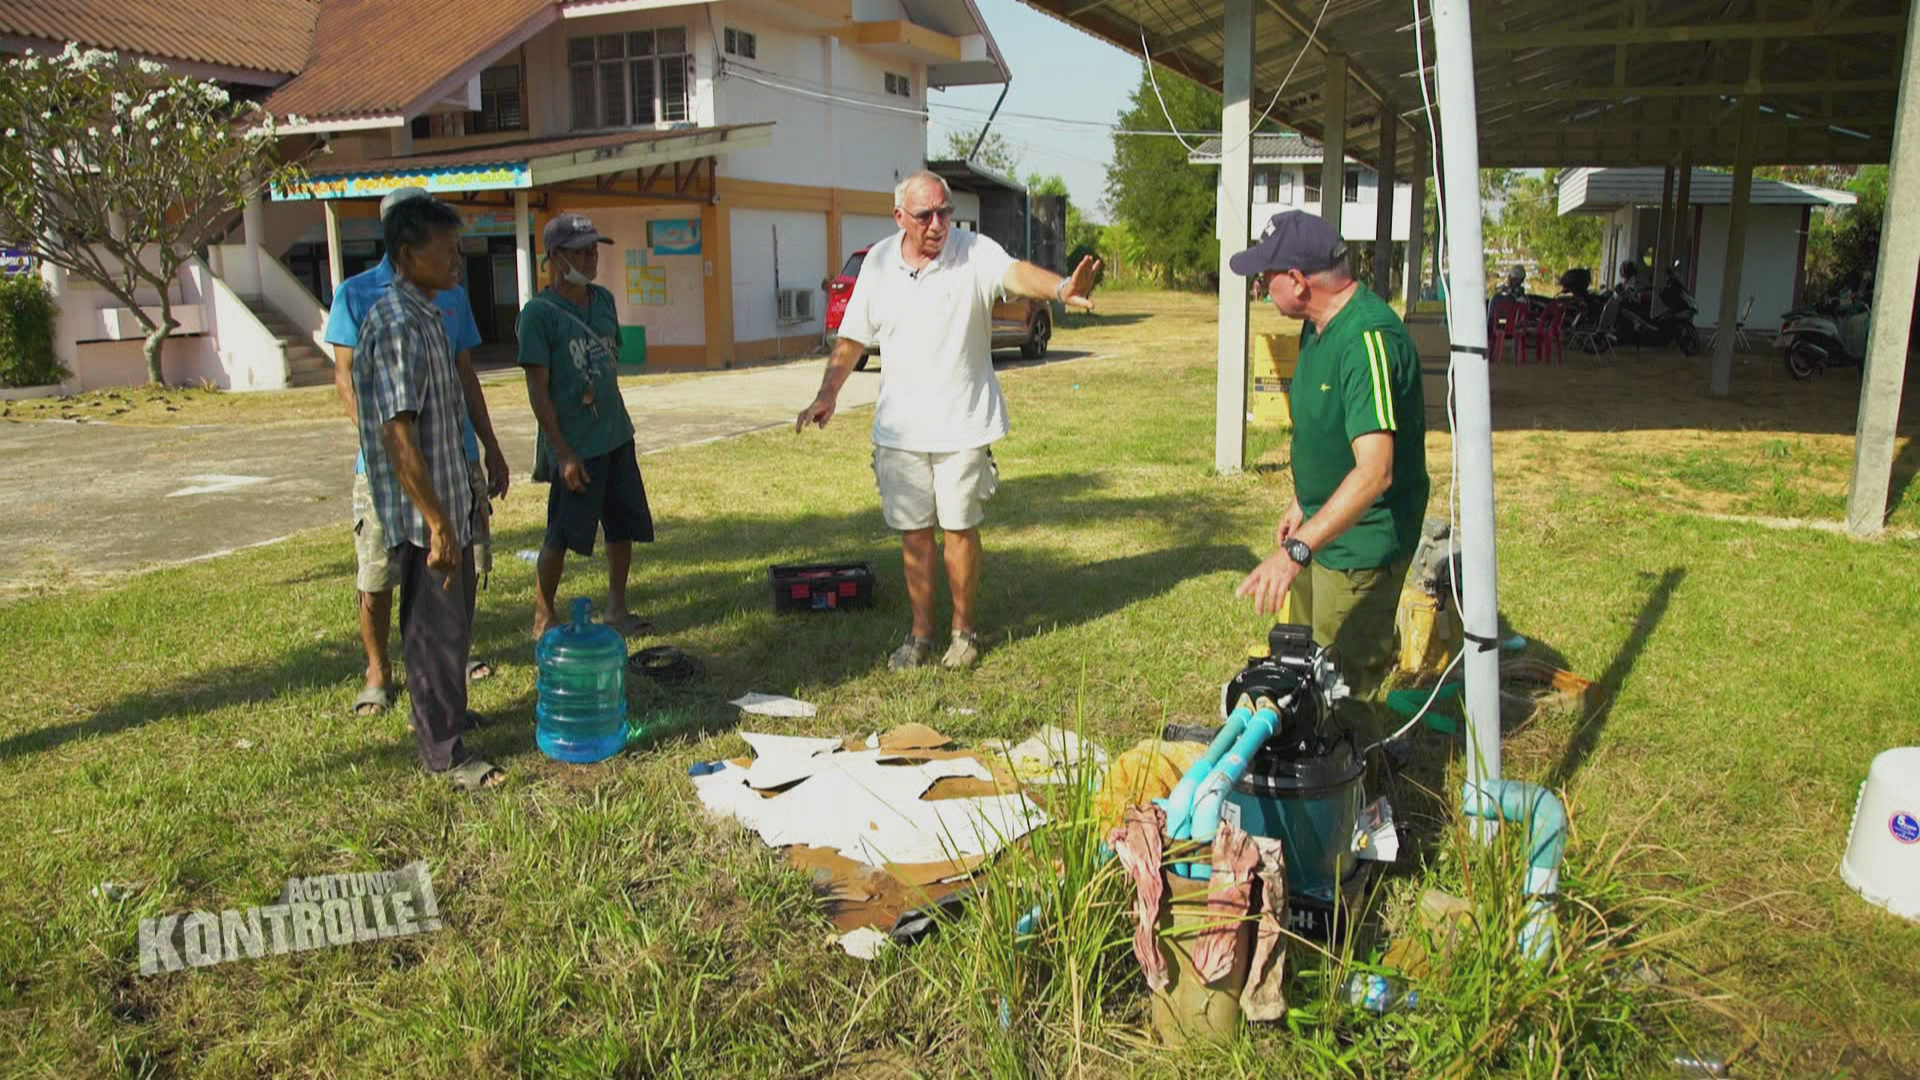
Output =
[
  {"x1": 1321, "y1": 53, "x2": 1348, "y2": 239},
  {"x1": 1710, "y1": 97, "x2": 1758, "y2": 398},
  {"x1": 1652, "y1": 162, "x2": 1675, "y2": 314},
  {"x1": 1214, "y1": 0, "x2": 1254, "y2": 474},
  {"x1": 322, "y1": 200, "x2": 344, "y2": 306},
  {"x1": 39, "y1": 260, "x2": 76, "y2": 377},
  {"x1": 513, "y1": 190, "x2": 534, "y2": 310},
  {"x1": 1404, "y1": 144, "x2": 1428, "y2": 308},
  {"x1": 1846, "y1": 0, "x2": 1920, "y2": 536},
  {"x1": 241, "y1": 193, "x2": 265, "y2": 296},
  {"x1": 1673, "y1": 152, "x2": 1694, "y2": 280},
  {"x1": 1372, "y1": 119, "x2": 1397, "y2": 300}
]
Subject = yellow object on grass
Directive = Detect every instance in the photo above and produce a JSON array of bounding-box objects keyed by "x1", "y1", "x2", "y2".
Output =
[
  {"x1": 1097, "y1": 739, "x2": 1210, "y2": 828},
  {"x1": 1395, "y1": 583, "x2": 1462, "y2": 680}
]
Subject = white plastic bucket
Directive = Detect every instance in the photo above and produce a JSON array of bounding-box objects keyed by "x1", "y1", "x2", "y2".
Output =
[{"x1": 1840, "y1": 747, "x2": 1920, "y2": 922}]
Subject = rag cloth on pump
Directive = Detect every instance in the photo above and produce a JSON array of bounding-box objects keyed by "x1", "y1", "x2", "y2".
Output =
[{"x1": 1108, "y1": 804, "x2": 1170, "y2": 991}]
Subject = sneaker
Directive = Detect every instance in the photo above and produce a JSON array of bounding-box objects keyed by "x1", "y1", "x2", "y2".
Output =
[
  {"x1": 888, "y1": 634, "x2": 936, "y2": 670},
  {"x1": 941, "y1": 630, "x2": 983, "y2": 670}
]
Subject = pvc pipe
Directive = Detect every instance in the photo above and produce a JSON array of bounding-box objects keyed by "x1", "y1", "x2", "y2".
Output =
[
  {"x1": 1159, "y1": 697, "x2": 1252, "y2": 839},
  {"x1": 1460, "y1": 779, "x2": 1567, "y2": 961},
  {"x1": 1188, "y1": 696, "x2": 1286, "y2": 842}
]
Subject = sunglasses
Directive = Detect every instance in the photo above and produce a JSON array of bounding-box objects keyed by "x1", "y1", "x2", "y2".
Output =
[{"x1": 905, "y1": 204, "x2": 956, "y2": 225}]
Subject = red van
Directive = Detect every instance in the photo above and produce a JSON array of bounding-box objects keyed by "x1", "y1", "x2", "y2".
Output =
[{"x1": 824, "y1": 245, "x2": 1054, "y2": 370}]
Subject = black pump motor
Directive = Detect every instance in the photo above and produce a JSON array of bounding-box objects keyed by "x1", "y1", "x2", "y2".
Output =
[{"x1": 1215, "y1": 623, "x2": 1349, "y2": 740}]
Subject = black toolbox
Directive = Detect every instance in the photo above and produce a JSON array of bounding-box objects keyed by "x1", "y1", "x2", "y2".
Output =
[{"x1": 769, "y1": 562, "x2": 877, "y2": 612}]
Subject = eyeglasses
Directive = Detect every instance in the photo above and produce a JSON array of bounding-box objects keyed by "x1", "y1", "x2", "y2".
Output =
[{"x1": 905, "y1": 204, "x2": 956, "y2": 225}]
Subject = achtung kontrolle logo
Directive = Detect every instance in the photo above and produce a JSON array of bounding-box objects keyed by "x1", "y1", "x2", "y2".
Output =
[{"x1": 138, "y1": 861, "x2": 442, "y2": 976}]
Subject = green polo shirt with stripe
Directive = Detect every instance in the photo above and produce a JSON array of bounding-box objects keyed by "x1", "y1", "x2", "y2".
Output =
[{"x1": 1290, "y1": 286, "x2": 1429, "y2": 570}]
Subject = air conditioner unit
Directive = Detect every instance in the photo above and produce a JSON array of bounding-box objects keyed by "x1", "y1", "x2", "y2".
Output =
[{"x1": 777, "y1": 287, "x2": 816, "y2": 323}]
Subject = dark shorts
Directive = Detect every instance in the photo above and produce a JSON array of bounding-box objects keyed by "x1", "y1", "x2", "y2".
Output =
[{"x1": 545, "y1": 440, "x2": 655, "y2": 556}]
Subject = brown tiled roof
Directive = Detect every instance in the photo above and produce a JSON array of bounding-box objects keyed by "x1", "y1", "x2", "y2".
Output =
[
  {"x1": 306, "y1": 128, "x2": 755, "y2": 177},
  {"x1": 264, "y1": 0, "x2": 554, "y2": 121},
  {"x1": 0, "y1": 0, "x2": 321, "y2": 75}
]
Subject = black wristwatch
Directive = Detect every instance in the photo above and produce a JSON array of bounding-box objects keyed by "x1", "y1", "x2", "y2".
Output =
[{"x1": 1283, "y1": 538, "x2": 1314, "y2": 567}]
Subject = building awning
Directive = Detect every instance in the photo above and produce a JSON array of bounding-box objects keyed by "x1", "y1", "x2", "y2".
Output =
[
  {"x1": 927, "y1": 158, "x2": 1025, "y2": 196},
  {"x1": 1558, "y1": 167, "x2": 1860, "y2": 215},
  {"x1": 272, "y1": 124, "x2": 774, "y2": 201}
]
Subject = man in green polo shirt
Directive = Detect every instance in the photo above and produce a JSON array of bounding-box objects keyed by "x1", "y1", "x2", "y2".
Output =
[{"x1": 1232, "y1": 211, "x2": 1429, "y2": 737}]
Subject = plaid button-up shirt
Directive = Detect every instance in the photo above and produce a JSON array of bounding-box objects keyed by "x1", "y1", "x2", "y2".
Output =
[{"x1": 354, "y1": 276, "x2": 472, "y2": 552}]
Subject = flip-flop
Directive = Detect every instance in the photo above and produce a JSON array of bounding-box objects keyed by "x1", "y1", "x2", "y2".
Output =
[
  {"x1": 466, "y1": 659, "x2": 494, "y2": 682},
  {"x1": 445, "y1": 758, "x2": 505, "y2": 792},
  {"x1": 353, "y1": 685, "x2": 394, "y2": 717},
  {"x1": 603, "y1": 613, "x2": 656, "y2": 637}
]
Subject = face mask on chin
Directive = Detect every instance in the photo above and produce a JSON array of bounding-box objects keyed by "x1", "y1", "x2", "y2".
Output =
[{"x1": 558, "y1": 252, "x2": 593, "y2": 287}]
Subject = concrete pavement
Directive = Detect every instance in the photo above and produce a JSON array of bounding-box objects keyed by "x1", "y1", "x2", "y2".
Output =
[{"x1": 0, "y1": 360, "x2": 877, "y2": 593}]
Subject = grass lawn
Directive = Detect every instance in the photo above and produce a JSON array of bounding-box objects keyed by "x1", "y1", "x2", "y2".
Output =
[{"x1": 1, "y1": 293, "x2": 1916, "y2": 1077}]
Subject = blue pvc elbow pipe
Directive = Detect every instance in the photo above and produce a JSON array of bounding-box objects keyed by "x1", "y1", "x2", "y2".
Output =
[
  {"x1": 1189, "y1": 698, "x2": 1283, "y2": 843},
  {"x1": 1460, "y1": 779, "x2": 1568, "y2": 962},
  {"x1": 1158, "y1": 698, "x2": 1251, "y2": 840}
]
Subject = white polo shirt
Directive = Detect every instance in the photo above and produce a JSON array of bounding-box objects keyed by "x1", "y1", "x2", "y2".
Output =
[{"x1": 837, "y1": 228, "x2": 1018, "y2": 453}]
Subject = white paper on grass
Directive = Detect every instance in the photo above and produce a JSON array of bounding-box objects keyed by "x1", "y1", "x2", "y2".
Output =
[
  {"x1": 694, "y1": 744, "x2": 1047, "y2": 868},
  {"x1": 837, "y1": 926, "x2": 889, "y2": 960},
  {"x1": 738, "y1": 732, "x2": 844, "y2": 789},
  {"x1": 999, "y1": 725, "x2": 1110, "y2": 784},
  {"x1": 729, "y1": 693, "x2": 819, "y2": 719}
]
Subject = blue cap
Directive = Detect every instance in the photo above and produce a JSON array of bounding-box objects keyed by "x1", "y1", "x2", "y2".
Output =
[{"x1": 1230, "y1": 210, "x2": 1348, "y2": 277}]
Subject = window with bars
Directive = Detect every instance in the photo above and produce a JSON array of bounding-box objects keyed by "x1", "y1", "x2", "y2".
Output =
[
  {"x1": 474, "y1": 62, "x2": 524, "y2": 133},
  {"x1": 1344, "y1": 167, "x2": 1362, "y2": 203},
  {"x1": 1303, "y1": 165, "x2": 1322, "y2": 204},
  {"x1": 569, "y1": 28, "x2": 692, "y2": 131},
  {"x1": 723, "y1": 28, "x2": 756, "y2": 58},
  {"x1": 883, "y1": 71, "x2": 912, "y2": 97}
]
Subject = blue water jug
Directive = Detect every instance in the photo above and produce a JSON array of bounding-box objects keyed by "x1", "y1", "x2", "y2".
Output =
[{"x1": 535, "y1": 598, "x2": 628, "y2": 763}]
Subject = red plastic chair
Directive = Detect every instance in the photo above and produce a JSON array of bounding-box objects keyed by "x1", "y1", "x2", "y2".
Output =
[
  {"x1": 1523, "y1": 301, "x2": 1572, "y2": 364},
  {"x1": 1488, "y1": 297, "x2": 1524, "y2": 364}
]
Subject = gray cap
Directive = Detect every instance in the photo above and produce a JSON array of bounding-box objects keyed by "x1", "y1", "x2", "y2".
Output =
[
  {"x1": 379, "y1": 186, "x2": 430, "y2": 219},
  {"x1": 1229, "y1": 210, "x2": 1348, "y2": 277},
  {"x1": 543, "y1": 212, "x2": 613, "y2": 252}
]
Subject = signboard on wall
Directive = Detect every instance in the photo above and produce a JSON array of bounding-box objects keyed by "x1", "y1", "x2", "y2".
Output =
[
  {"x1": 0, "y1": 249, "x2": 35, "y2": 276},
  {"x1": 648, "y1": 218, "x2": 701, "y2": 256},
  {"x1": 273, "y1": 163, "x2": 533, "y2": 202}
]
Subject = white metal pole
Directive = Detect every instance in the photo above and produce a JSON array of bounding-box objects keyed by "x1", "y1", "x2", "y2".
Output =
[
  {"x1": 1431, "y1": 0, "x2": 1503, "y2": 811},
  {"x1": 322, "y1": 199, "x2": 345, "y2": 306},
  {"x1": 1214, "y1": 0, "x2": 1254, "y2": 475},
  {"x1": 513, "y1": 190, "x2": 534, "y2": 310},
  {"x1": 1847, "y1": 0, "x2": 1920, "y2": 536}
]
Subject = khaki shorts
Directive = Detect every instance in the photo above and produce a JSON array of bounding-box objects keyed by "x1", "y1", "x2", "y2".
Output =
[
  {"x1": 352, "y1": 462, "x2": 491, "y2": 594},
  {"x1": 872, "y1": 445, "x2": 998, "y2": 531},
  {"x1": 1294, "y1": 557, "x2": 1413, "y2": 744}
]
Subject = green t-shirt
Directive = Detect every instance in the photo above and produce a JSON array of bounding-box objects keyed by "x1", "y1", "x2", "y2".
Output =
[
  {"x1": 517, "y1": 285, "x2": 634, "y2": 463},
  {"x1": 1289, "y1": 287, "x2": 1430, "y2": 570}
]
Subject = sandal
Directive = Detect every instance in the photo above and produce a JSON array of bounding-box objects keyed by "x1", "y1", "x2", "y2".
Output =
[
  {"x1": 466, "y1": 659, "x2": 494, "y2": 682},
  {"x1": 445, "y1": 758, "x2": 505, "y2": 792},
  {"x1": 353, "y1": 685, "x2": 394, "y2": 717},
  {"x1": 603, "y1": 613, "x2": 656, "y2": 637}
]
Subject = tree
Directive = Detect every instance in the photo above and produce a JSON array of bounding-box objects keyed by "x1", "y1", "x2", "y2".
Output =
[
  {"x1": 0, "y1": 45, "x2": 305, "y2": 383},
  {"x1": 939, "y1": 127, "x2": 1020, "y2": 176},
  {"x1": 1107, "y1": 64, "x2": 1221, "y2": 287},
  {"x1": 1481, "y1": 169, "x2": 1603, "y2": 285}
]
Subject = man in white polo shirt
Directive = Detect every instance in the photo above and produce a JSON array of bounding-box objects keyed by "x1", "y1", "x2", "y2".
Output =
[{"x1": 796, "y1": 170, "x2": 1099, "y2": 670}]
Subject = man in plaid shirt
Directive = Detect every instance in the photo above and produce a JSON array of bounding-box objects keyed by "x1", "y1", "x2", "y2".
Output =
[{"x1": 354, "y1": 196, "x2": 504, "y2": 792}]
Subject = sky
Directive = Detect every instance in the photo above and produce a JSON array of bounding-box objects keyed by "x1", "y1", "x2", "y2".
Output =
[{"x1": 923, "y1": 0, "x2": 1150, "y2": 222}]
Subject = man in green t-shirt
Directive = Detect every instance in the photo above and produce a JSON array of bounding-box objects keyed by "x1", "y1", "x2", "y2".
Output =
[
  {"x1": 1231, "y1": 212, "x2": 1430, "y2": 730},
  {"x1": 519, "y1": 213, "x2": 653, "y2": 639}
]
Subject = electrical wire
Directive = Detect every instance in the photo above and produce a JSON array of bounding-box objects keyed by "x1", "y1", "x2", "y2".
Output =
[{"x1": 1135, "y1": 0, "x2": 1336, "y2": 159}]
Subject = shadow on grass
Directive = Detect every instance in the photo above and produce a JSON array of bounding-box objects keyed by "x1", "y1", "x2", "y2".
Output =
[
  {"x1": 1545, "y1": 567, "x2": 1686, "y2": 790},
  {"x1": 1884, "y1": 436, "x2": 1919, "y2": 523},
  {"x1": 27, "y1": 473, "x2": 1253, "y2": 771}
]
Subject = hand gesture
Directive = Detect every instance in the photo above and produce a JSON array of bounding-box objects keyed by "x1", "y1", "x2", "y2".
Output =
[
  {"x1": 1059, "y1": 255, "x2": 1103, "y2": 312},
  {"x1": 559, "y1": 453, "x2": 589, "y2": 494},
  {"x1": 795, "y1": 393, "x2": 836, "y2": 433},
  {"x1": 1236, "y1": 550, "x2": 1303, "y2": 615},
  {"x1": 428, "y1": 522, "x2": 462, "y2": 587},
  {"x1": 485, "y1": 444, "x2": 511, "y2": 500}
]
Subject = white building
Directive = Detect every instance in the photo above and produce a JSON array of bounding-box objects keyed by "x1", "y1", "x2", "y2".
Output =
[
  {"x1": 1557, "y1": 166, "x2": 1857, "y2": 331},
  {"x1": 4, "y1": 0, "x2": 1010, "y2": 388},
  {"x1": 1189, "y1": 133, "x2": 1415, "y2": 244}
]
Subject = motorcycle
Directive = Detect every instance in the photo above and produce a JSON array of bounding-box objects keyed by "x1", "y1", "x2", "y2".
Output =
[
  {"x1": 1779, "y1": 289, "x2": 1871, "y2": 379},
  {"x1": 1610, "y1": 260, "x2": 1702, "y2": 355}
]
